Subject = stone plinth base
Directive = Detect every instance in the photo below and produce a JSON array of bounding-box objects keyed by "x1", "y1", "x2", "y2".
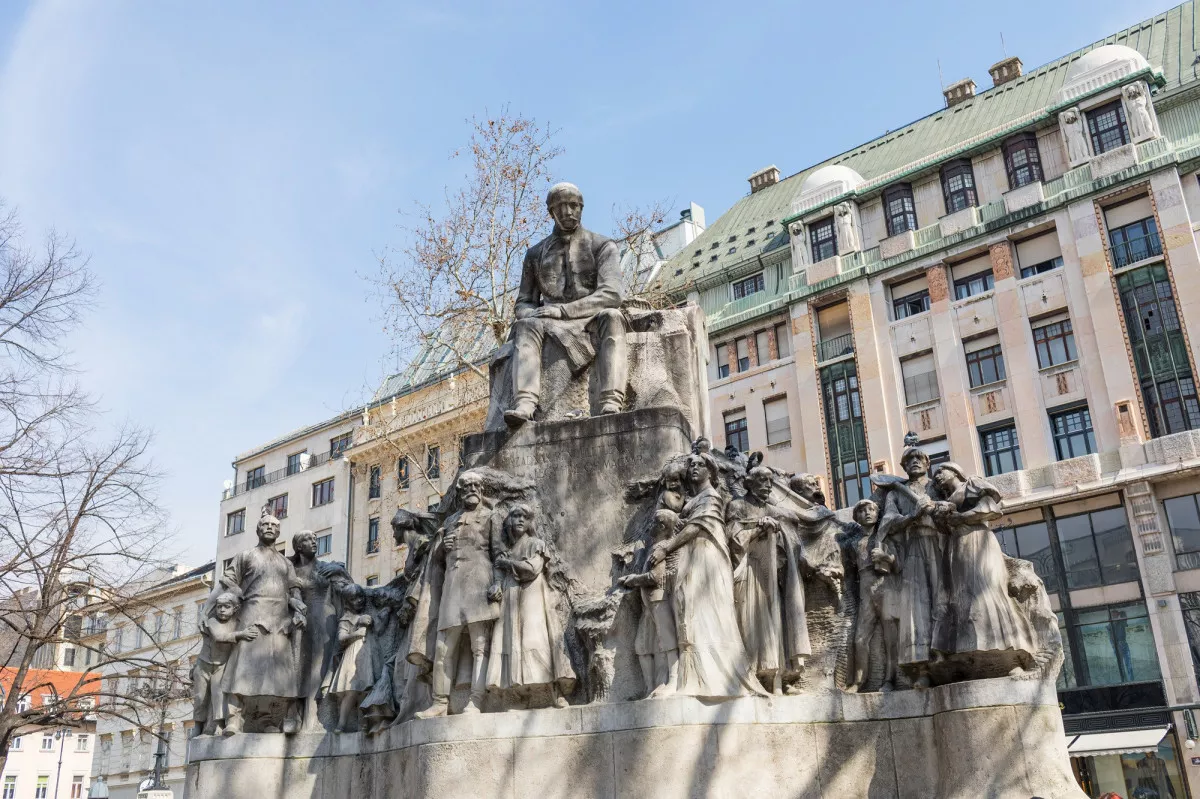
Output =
[{"x1": 183, "y1": 678, "x2": 1086, "y2": 799}]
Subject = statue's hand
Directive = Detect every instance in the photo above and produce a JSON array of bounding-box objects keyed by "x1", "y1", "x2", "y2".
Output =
[
  {"x1": 647, "y1": 544, "x2": 667, "y2": 567},
  {"x1": 443, "y1": 533, "x2": 456, "y2": 552},
  {"x1": 292, "y1": 612, "x2": 307, "y2": 630},
  {"x1": 532, "y1": 305, "x2": 564, "y2": 320},
  {"x1": 486, "y1": 583, "x2": 502, "y2": 603},
  {"x1": 237, "y1": 628, "x2": 260, "y2": 642},
  {"x1": 756, "y1": 517, "x2": 782, "y2": 536}
]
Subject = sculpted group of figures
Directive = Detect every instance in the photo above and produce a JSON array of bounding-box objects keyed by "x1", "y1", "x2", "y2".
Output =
[{"x1": 191, "y1": 436, "x2": 1057, "y2": 735}]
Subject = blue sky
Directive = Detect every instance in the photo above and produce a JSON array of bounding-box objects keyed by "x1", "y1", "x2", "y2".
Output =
[{"x1": 0, "y1": 0, "x2": 1163, "y2": 563}]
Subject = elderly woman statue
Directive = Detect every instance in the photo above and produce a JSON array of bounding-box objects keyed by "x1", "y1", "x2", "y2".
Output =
[
  {"x1": 220, "y1": 510, "x2": 307, "y2": 734},
  {"x1": 930, "y1": 463, "x2": 1035, "y2": 677},
  {"x1": 647, "y1": 452, "x2": 765, "y2": 699}
]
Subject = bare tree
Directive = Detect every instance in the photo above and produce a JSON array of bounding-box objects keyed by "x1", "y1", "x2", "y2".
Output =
[
  {"x1": 377, "y1": 108, "x2": 562, "y2": 379},
  {"x1": 0, "y1": 205, "x2": 174, "y2": 773},
  {"x1": 612, "y1": 200, "x2": 675, "y2": 309}
]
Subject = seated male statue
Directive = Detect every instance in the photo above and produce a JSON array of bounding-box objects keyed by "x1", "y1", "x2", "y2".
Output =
[{"x1": 504, "y1": 182, "x2": 628, "y2": 426}]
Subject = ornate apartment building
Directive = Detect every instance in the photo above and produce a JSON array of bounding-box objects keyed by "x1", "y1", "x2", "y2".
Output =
[{"x1": 656, "y1": 5, "x2": 1200, "y2": 797}]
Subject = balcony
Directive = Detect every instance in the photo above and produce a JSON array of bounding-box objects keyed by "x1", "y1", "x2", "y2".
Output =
[
  {"x1": 816, "y1": 333, "x2": 854, "y2": 363},
  {"x1": 222, "y1": 450, "x2": 333, "y2": 500},
  {"x1": 1111, "y1": 232, "x2": 1163, "y2": 268}
]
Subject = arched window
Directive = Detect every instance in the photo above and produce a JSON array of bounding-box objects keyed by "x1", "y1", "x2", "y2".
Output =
[
  {"x1": 883, "y1": 184, "x2": 917, "y2": 236},
  {"x1": 1003, "y1": 133, "x2": 1043, "y2": 189},
  {"x1": 941, "y1": 159, "x2": 978, "y2": 213}
]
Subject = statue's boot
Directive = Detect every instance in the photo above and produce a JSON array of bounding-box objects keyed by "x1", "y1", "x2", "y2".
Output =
[
  {"x1": 504, "y1": 399, "x2": 536, "y2": 427},
  {"x1": 415, "y1": 699, "x2": 448, "y2": 719},
  {"x1": 598, "y1": 390, "x2": 624, "y2": 415}
]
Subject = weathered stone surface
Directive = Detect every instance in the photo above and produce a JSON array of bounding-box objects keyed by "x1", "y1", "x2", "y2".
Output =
[
  {"x1": 1002, "y1": 181, "x2": 1045, "y2": 214},
  {"x1": 879, "y1": 230, "x2": 915, "y2": 259},
  {"x1": 938, "y1": 206, "x2": 979, "y2": 238},
  {"x1": 1089, "y1": 141, "x2": 1138, "y2": 178}
]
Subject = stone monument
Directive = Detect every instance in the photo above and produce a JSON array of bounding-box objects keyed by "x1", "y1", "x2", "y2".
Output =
[{"x1": 185, "y1": 183, "x2": 1087, "y2": 799}]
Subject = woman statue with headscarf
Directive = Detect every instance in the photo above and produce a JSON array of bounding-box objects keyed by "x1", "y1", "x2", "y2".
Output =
[{"x1": 646, "y1": 451, "x2": 766, "y2": 699}]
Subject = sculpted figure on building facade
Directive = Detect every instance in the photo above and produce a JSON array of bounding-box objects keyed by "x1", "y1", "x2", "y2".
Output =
[
  {"x1": 789, "y1": 222, "x2": 809, "y2": 267},
  {"x1": 1125, "y1": 82, "x2": 1157, "y2": 140},
  {"x1": 646, "y1": 452, "x2": 767, "y2": 698},
  {"x1": 485, "y1": 504, "x2": 575, "y2": 708},
  {"x1": 728, "y1": 466, "x2": 831, "y2": 694},
  {"x1": 929, "y1": 462, "x2": 1036, "y2": 679},
  {"x1": 844, "y1": 500, "x2": 901, "y2": 693},
  {"x1": 219, "y1": 509, "x2": 307, "y2": 734},
  {"x1": 1060, "y1": 107, "x2": 1091, "y2": 165},
  {"x1": 193, "y1": 592, "x2": 257, "y2": 735},
  {"x1": 873, "y1": 448, "x2": 943, "y2": 689},
  {"x1": 505, "y1": 182, "x2": 628, "y2": 425},
  {"x1": 328, "y1": 584, "x2": 375, "y2": 732},
  {"x1": 289, "y1": 531, "x2": 351, "y2": 731},
  {"x1": 834, "y1": 202, "x2": 859, "y2": 253}
]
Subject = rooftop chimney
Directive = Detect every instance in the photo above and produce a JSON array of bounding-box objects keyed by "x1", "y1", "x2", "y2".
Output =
[
  {"x1": 748, "y1": 165, "x2": 780, "y2": 193},
  {"x1": 989, "y1": 56, "x2": 1023, "y2": 87},
  {"x1": 943, "y1": 78, "x2": 976, "y2": 107}
]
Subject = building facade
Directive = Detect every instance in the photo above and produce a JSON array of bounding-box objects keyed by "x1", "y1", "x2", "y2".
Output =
[
  {"x1": 82, "y1": 563, "x2": 214, "y2": 799},
  {"x1": 655, "y1": 5, "x2": 1200, "y2": 797},
  {"x1": 0, "y1": 670, "x2": 97, "y2": 799}
]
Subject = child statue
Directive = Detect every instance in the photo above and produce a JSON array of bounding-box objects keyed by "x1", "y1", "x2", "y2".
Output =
[
  {"x1": 619, "y1": 508, "x2": 681, "y2": 697},
  {"x1": 193, "y1": 592, "x2": 259, "y2": 736},
  {"x1": 845, "y1": 500, "x2": 901, "y2": 693},
  {"x1": 327, "y1": 584, "x2": 375, "y2": 732},
  {"x1": 485, "y1": 504, "x2": 576, "y2": 709}
]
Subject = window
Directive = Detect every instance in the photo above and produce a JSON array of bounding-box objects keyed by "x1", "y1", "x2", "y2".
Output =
[
  {"x1": 225, "y1": 509, "x2": 245, "y2": 537},
  {"x1": 312, "y1": 478, "x2": 334, "y2": 507},
  {"x1": 995, "y1": 520, "x2": 1060, "y2": 593},
  {"x1": 10, "y1": 736, "x2": 20, "y2": 750},
  {"x1": 397, "y1": 457, "x2": 410, "y2": 489},
  {"x1": 316, "y1": 533, "x2": 332, "y2": 557},
  {"x1": 883, "y1": 184, "x2": 917, "y2": 236},
  {"x1": 221, "y1": 558, "x2": 233, "y2": 574},
  {"x1": 172, "y1": 606, "x2": 183, "y2": 639},
  {"x1": 112, "y1": 625, "x2": 123, "y2": 652},
  {"x1": 76, "y1": 734, "x2": 88, "y2": 752},
  {"x1": 365, "y1": 576, "x2": 379, "y2": 587},
  {"x1": 134, "y1": 621, "x2": 144, "y2": 649},
  {"x1": 41, "y1": 733, "x2": 54, "y2": 751},
  {"x1": 1086, "y1": 99, "x2": 1130, "y2": 155},
  {"x1": 774, "y1": 323, "x2": 791, "y2": 358},
  {"x1": 734, "y1": 337, "x2": 751, "y2": 372},
  {"x1": 900, "y1": 354, "x2": 939, "y2": 405},
  {"x1": 1108, "y1": 216, "x2": 1161, "y2": 268},
  {"x1": 941, "y1": 159, "x2": 978, "y2": 213},
  {"x1": 724, "y1": 412, "x2": 749, "y2": 453},
  {"x1": 953, "y1": 270, "x2": 994, "y2": 300},
  {"x1": 1050, "y1": 406, "x2": 1096, "y2": 460},
  {"x1": 63, "y1": 646, "x2": 75, "y2": 667},
  {"x1": 980, "y1": 425, "x2": 1021, "y2": 476},
  {"x1": 821, "y1": 360, "x2": 869, "y2": 507},
  {"x1": 1002, "y1": 133, "x2": 1043, "y2": 189},
  {"x1": 755, "y1": 330, "x2": 771, "y2": 364},
  {"x1": 732, "y1": 273, "x2": 765, "y2": 299},
  {"x1": 809, "y1": 216, "x2": 836, "y2": 262},
  {"x1": 34, "y1": 777, "x2": 47, "y2": 799},
  {"x1": 367, "y1": 517, "x2": 380, "y2": 554},
  {"x1": 1032, "y1": 318, "x2": 1077, "y2": 368},
  {"x1": 266, "y1": 493, "x2": 288, "y2": 520},
  {"x1": 715, "y1": 344, "x2": 730, "y2": 379},
  {"x1": 286, "y1": 451, "x2": 305, "y2": 475},
  {"x1": 244, "y1": 465, "x2": 265, "y2": 492},
  {"x1": 892, "y1": 289, "x2": 930, "y2": 320},
  {"x1": 1020, "y1": 256, "x2": 1063, "y2": 279},
  {"x1": 368, "y1": 465, "x2": 381, "y2": 499},
  {"x1": 1165, "y1": 493, "x2": 1200, "y2": 570},
  {"x1": 330, "y1": 432, "x2": 353, "y2": 458},
  {"x1": 426, "y1": 446, "x2": 440, "y2": 479},
  {"x1": 1067, "y1": 601, "x2": 1160, "y2": 686},
  {"x1": 427, "y1": 497, "x2": 440, "y2": 512},
  {"x1": 70, "y1": 777, "x2": 83, "y2": 799},
  {"x1": 2, "y1": 777, "x2": 13, "y2": 799},
  {"x1": 965, "y1": 341, "x2": 1006, "y2": 388},
  {"x1": 1056, "y1": 505, "x2": 1136, "y2": 589},
  {"x1": 1015, "y1": 232, "x2": 1063, "y2": 279},
  {"x1": 763, "y1": 397, "x2": 790, "y2": 446}
]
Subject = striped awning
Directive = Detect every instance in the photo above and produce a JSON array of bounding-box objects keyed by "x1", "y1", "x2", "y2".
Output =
[{"x1": 1066, "y1": 726, "x2": 1170, "y2": 757}]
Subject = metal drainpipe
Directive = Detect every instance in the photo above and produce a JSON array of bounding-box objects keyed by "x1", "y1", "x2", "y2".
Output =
[{"x1": 345, "y1": 459, "x2": 355, "y2": 577}]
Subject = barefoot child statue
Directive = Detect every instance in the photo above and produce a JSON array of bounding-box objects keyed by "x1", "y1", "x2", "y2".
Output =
[
  {"x1": 193, "y1": 593, "x2": 259, "y2": 736},
  {"x1": 328, "y1": 584, "x2": 375, "y2": 732}
]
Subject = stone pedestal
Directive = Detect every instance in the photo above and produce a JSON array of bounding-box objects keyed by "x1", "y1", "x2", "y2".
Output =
[{"x1": 184, "y1": 677, "x2": 1087, "y2": 799}]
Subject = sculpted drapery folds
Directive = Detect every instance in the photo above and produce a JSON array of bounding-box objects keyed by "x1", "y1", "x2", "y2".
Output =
[{"x1": 290, "y1": 531, "x2": 352, "y2": 731}]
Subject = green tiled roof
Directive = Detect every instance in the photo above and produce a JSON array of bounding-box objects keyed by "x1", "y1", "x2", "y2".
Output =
[{"x1": 663, "y1": 1, "x2": 1200, "y2": 292}]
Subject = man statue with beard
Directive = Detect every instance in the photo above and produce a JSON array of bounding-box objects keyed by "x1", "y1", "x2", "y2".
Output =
[
  {"x1": 290, "y1": 531, "x2": 351, "y2": 730},
  {"x1": 413, "y1": 470, "x2": 503, "y2": 716}
]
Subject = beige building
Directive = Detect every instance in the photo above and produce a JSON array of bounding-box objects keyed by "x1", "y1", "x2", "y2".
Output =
[{"x1": 656, "y1": 5, "x2": 1200, "y2": 797}]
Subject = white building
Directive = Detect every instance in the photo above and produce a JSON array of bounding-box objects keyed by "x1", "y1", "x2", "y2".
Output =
[{"x1": 0, "y1": 670, "x2": 97, "y2": 799}]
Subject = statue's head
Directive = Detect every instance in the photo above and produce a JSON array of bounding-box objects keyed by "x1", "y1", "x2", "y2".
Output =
[
  {"x1": 213, "y1": 592, "x2": 240, "y2": 622},
  {"x1": 256, "y1": 509, "x2": 281, "y2": 546},
  {"x1": 1125, "y1": 82, "x2": 1143, "y2": 100},
  {"x1": 342, "y1": 583, "x2": 366, "y2": 612},
  {"x1": 900, "y1": 447, "x2": 930, "y2": 479},
  {"x1": 933, "y1": 462, "x2": 967, "y2": 494},
  {"x1": 292, "y1": 530, "x2": 317, "y2": 558},
  {"x1": 505, "y1": 503, "x2": 534, "y2": 541},
  {"x1": 789, "y1": 473, "x2": 825, "y2": 506},
  {"x1": 457, "y1": 470, "x2": 484, "y2": 510},
  {"x1": 547, "y1": 182, "x2": 584, "y2": 233},
  {"x1": 650, "y1": 508, "x2": 678, "y2": 540},
  {"x1": 1062, "y1": 108, "x2": 1079, "y2": 125},
  {"x1": 659, "y1": 459, "x2": 688, "y2": 512},
  {"x1": 745, "y1": 466, "x2": 773, "y2": 502},
  {"x1": 685, "y1": 452, "x2": 718, "y2": 490},
  {"x1": 853, "y1": 499, "x2": 879, "y2": 529},
  {"x1": 691, "y1": 437, "x2": 712, "y2": 455}
]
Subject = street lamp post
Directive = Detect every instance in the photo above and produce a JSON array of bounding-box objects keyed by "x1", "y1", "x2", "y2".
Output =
[{"x1": 52, "y1": 727, "x2": 72, "y2": 799}]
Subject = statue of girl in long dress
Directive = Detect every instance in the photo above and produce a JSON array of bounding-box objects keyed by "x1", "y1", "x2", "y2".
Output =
[
  {"x1": 930, "y1": 463, "x2": 1035, "y2": 678},
  {"x1": 647, "y1": 452, "x2": 766, "y2": 699}
]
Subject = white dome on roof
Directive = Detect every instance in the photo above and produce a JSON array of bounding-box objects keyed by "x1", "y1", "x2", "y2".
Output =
[
  {"x1": 800, "y1": 164, "x2": 864, "y2": 195},
  {"x1": 1061, "y1": 45, "x2": 1153, "y2": 102}
]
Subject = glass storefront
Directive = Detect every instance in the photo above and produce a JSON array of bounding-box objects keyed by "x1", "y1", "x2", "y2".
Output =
[{"x1": 1071, "y1": 729, "x2": 1187, "y2": 798}]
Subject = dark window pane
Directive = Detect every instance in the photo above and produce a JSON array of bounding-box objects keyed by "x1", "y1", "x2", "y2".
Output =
[
  {"x1": 1091, "y1": 507, "x2": 1137, "y2": 585},
  {"x1": 1057, "y1": 514, "x2": 1101, "y2": 589},
  {"x1": 1167, "y1": 494, "x2": 1200, "y2": 569},
  {"x1": 724, "y1": 416, "x2": 749, "y2": 452},
  {"x1": 883, "y1": 184, "x2": 917, "y2": 236}
]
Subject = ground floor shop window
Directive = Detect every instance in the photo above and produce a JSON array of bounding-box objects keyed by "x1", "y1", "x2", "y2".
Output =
[{"x1": 1070, "y1": 728, "x2": 1185, "y2": 798}]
